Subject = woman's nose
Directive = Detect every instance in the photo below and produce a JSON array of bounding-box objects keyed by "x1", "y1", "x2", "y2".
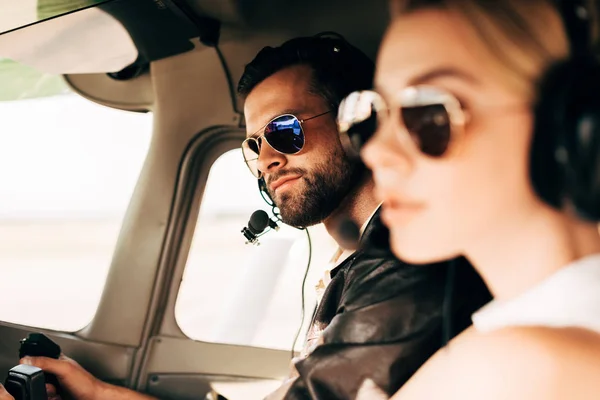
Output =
[{"x1": 361, "y1": 118, "x2": 413, "y2": 175}]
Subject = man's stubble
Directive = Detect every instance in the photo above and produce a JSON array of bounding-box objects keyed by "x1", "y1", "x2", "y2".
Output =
[{"x1": 271, "y1": 145, "x2": 366, "y2": 228}]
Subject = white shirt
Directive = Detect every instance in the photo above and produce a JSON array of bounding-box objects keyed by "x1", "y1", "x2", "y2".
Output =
[{"x1": 472, "y1": 253, "x2": 600, "y2": 334}]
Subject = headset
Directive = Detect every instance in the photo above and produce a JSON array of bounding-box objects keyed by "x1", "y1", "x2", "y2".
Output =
[
  {"x1": 255, "y1": 176, "x2": 312, "y2": 358},
  {"x1": 531, "y1": 0, "x2": 600, "y2": 221}
]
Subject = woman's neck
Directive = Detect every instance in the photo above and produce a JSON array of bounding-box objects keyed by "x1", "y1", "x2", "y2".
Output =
[{"x1": 466, "y1": 205, "x2": 600, "y2": 301}]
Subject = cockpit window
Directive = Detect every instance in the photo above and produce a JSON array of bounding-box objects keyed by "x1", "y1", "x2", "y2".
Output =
[
  {"x1": 0, "y1": 0, "x2": 112, "y2": 34},
  {"x1": 0, "y1": 58, "x2": 68, "y2": 101},
  {"x1": 0, "y1": 59, "x2": 151, "y2": 331},
  {"x1": 175, "y1": 149, "x2": 338, "y2": 351}
]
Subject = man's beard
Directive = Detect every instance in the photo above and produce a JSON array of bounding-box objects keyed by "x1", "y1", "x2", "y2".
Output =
[{"x1": 267, "y1": 149, "x2": 366, "y2": 228}]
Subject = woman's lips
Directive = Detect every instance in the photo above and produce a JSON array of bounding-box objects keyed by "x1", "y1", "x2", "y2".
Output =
[{"x1": 381, "y1": 199, "x2": 425, "y2": 226}]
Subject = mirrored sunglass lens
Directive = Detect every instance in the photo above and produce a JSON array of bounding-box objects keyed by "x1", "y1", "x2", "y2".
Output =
[
  {"x1": 245, "y1": 138, "x2": 259, "y2": 155},
  {"x1": 265, "y1": 115, "x2": 304, "y2": 154},
  {"x1": 402, "y1": 104, "x2": 451, "y2": 157}
]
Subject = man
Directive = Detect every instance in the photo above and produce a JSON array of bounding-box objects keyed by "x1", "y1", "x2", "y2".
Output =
[{"x1": 14, "y1": 34, "x2": 491, "y2": 400}]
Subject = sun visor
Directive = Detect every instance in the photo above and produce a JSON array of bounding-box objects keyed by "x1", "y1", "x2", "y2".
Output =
[
  {"x1": 0, "y1": 0, "x2": 211, "y2": 75},
  {"x1": 0, "y1": 7, "x2": 136, "y2": 74}
]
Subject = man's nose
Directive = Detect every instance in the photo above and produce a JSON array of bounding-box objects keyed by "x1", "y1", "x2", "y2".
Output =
[{"x1": 257, "y1": 140, "x2": 288, "y2": 176}]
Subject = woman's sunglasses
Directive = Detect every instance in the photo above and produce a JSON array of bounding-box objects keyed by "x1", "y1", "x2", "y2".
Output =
[
  {"x1": 337, "y1": 86, "x2": 467, "y2": 158},
  {"x1": 242, "y1": 110, "x2": 332, "y2": 178}
]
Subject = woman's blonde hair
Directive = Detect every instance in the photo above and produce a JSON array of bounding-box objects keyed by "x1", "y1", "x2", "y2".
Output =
[{"x1": 391, "y1": 0, "x2": 599, "y2": 98}]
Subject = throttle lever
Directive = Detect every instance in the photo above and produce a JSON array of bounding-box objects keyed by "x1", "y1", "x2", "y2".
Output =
[
  {"x1": 18, "y1": 333, "x2": 62, "y2": 395},
  {"x1": 4, "y1": 365, "x2": 47, "y2": 400}
]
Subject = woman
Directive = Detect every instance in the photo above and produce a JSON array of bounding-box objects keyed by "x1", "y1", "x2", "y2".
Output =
[{"x1": 339, "y1": 0, "x2": 600, "y2": 398}]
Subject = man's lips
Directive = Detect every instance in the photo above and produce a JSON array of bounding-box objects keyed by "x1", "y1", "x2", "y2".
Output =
[{"x1": 270, "y1": 175, "x2": 302, "y2": 193}]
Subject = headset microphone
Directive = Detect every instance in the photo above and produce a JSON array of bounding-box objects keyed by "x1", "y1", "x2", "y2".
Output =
[{"x1": 241, "y1": 209, "x2": 280, "y2": 245}]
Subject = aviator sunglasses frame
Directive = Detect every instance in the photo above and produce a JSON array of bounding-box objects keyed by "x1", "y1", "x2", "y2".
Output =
[
  {"x1": 337, "y1": 85, "x2": 468, "y2": 159},
  {"x1": 242, "y1": 110, "x2": 333, "y2": 178}
]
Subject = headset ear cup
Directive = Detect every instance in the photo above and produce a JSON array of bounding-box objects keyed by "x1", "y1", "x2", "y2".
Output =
[
  {"x1": 565, "y1": 61, "x2": 600, "y2": 220},
  {"x1": 531, "y1": 60, "x2": 569, "y2": 211},
  {"x1": 531, "y1": 59, "x2": 600, "y2": 220}
]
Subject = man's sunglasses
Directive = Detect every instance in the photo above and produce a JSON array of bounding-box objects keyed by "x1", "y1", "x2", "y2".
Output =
[
  {"x1": 337, "y1": 86, "x2": 467, "y2": 158},
  {"x1": 242, "y1": 110, "x2": 332, "y2": 178}
]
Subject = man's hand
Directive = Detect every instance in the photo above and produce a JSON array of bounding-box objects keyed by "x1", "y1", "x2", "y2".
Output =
[
  {"x1": 21, "y1": 354, "x2": 107, "y2": 400},
  {"x1": 20, "y1": 354, "x2": 158, "y2": 400},
  {"x1": 0, "y1": 384, "x2": 15, "y2": 400}
]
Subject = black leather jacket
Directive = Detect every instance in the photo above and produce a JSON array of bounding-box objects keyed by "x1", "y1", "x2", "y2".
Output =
[{"x1": 281, "y1": 208, "x2": 492, "y2": 399}]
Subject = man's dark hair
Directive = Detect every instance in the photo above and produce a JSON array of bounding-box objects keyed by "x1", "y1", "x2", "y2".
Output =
[{"x1": 237, "y1": 32, "x2": 375, "y2": 112}]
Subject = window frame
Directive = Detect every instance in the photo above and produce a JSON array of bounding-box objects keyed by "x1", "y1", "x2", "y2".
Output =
[
  {"x1": 131, "y1": 126, "x2": 293, "y2": 389},
  {"x1": 157, "y1": 126, "x2": 253, "y2": 339},
  {"x1": 0, "y1": 84, "x2": 154, "y2": 387}
]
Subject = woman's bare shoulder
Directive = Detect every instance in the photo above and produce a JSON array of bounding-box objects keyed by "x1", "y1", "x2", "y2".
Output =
[{"x1": 389, "y1": 326, "x2": 600, "y2": 400}]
